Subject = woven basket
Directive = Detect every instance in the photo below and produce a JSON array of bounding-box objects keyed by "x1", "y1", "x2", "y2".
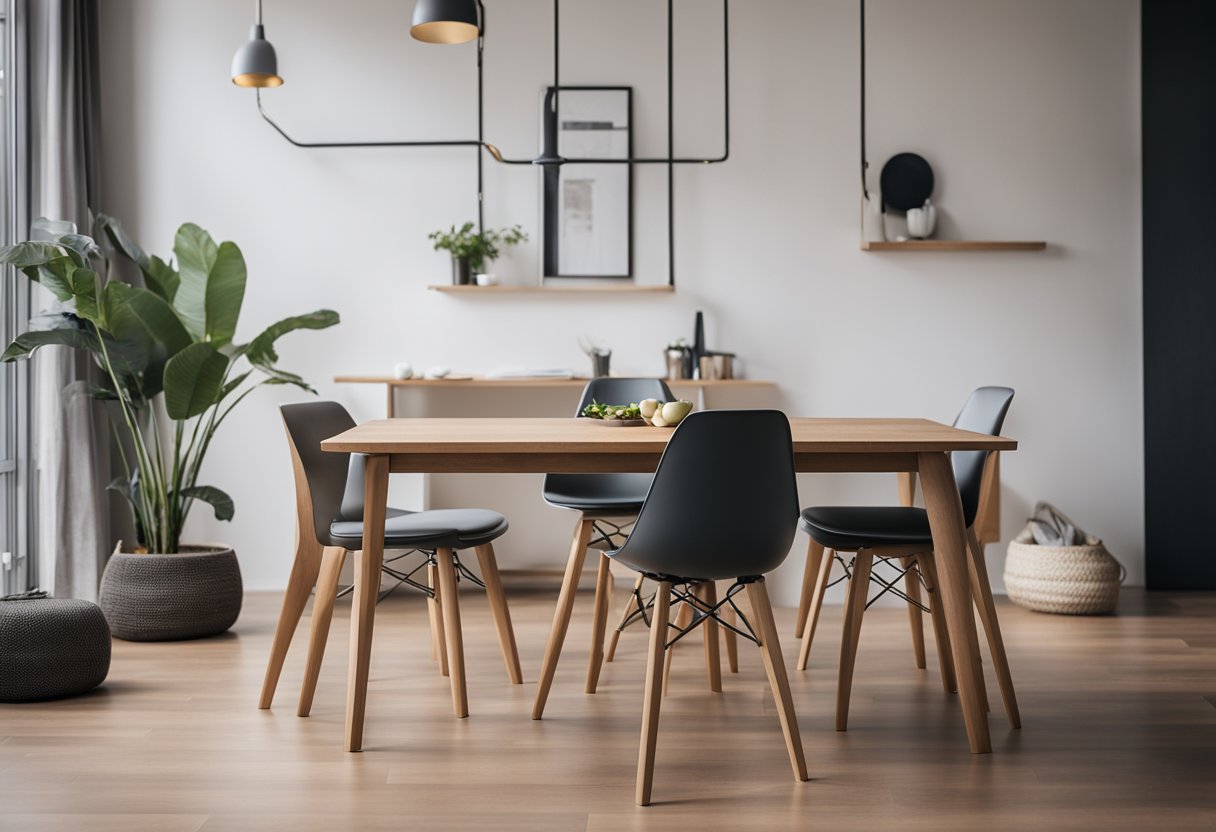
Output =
[{"x1": 1004, "y1": 526, "x2": 1123, "y2": 615}]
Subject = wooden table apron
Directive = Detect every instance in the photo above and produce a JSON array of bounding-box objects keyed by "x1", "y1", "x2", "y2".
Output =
[{"x1": 321, "y1": 418, "x2": 1016, "y2": 755}]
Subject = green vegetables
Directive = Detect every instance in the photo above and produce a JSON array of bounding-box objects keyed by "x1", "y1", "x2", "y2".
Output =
[{"x1": 582, "y1": 400, "x2": 642, "y2": 421}]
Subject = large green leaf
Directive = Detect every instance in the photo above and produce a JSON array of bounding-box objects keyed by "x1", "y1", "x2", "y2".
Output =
[
  {"x1": 56, "y1": 234, "x2": 102, "y2": 267},
  {"x1": 178, "y1": 485, "x2": 234, "y2": 522},
  {"x1": 242, "y1": 309, "x2": 340, "y2": 393},
  {"x1": 103, "y1": 282, "x2": 193, "y2": 397},
  {"x1": 1, "y1": 328, "x2": 98, "y2": 362},
  {"x1": 173, "y1": 224, "x2": 246, "y2": 346},
  {"x1": 96, "y1": 215, "x2": 181, "y2": 302},
  {"x1": 0, "y1": 243, "x2": 75, "y2": 300},
  {"x1": 67, "y1": 268, "x2": 104, "y2": 326},
  {"x1": 162, "y1": 342, "x2": 229, "y2": 419}
]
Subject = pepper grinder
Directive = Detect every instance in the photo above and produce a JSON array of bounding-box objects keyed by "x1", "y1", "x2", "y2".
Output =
[{"x1": 691, "y1": 311, "x2": 706, "y2": 379}]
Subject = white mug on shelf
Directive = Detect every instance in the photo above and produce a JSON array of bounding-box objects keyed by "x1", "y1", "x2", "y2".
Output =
[
  {"x1": 906, "y1": 199, "x2": 937, "y2": 239},
  {"x1": 475, "y1": 273, "x2": 498, "y2": 286}
]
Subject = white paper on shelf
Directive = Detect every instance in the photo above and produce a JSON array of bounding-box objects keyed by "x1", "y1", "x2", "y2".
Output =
[{"x1": 485, "y1": 367, "x2": 575, "y2": 379}]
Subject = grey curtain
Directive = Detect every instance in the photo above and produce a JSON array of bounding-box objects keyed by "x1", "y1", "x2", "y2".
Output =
[{"x1": 23, "y1": 0, "x2": 109, "y2": 599}]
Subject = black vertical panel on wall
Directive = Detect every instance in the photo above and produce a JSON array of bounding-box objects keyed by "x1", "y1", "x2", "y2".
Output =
[{"x1": 1143, "y1": 0, "x2": 1216, "y2": 589}]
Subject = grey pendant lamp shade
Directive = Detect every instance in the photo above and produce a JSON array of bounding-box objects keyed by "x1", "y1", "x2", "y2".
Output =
[
  {"x1": 231, "y1": 0, "x2": 282, "y2": 87},
  {"x1": 411, "y1": 0, "x2": 480, "y2": 44}
]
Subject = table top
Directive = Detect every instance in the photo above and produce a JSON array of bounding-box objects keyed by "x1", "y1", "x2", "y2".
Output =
[
  {"x1": 321, "y1": 417, "x2": 1017, "y2": 455},
  {"x1": 335, "y1": 375, "x2": 775, "y2": 389}
]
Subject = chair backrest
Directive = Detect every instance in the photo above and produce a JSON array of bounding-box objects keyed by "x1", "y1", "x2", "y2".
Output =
[
  {"x1": 543, "y1": 377, "x2": 677, "y2": 498},
  {"x1": 280, "y1": 401, "x2": 357, "y2": 546},
  {"x1": 951, "y1": 387, "x2": 1015, "y2": 527},
  {"x1": 572, "y1": 377, "x2": 676, "y2": 416},
  {"x1": 611, "y1": 410, "x2": 800, "y2": 581}
]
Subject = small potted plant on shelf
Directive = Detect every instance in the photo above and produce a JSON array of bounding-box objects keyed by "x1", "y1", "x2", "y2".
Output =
[
  {"x1": 0, "y1": 216, "x2": 339, "y2": 641},
  {"x1": 428, "y1": 222, "x2": 527, "y2": 285}
]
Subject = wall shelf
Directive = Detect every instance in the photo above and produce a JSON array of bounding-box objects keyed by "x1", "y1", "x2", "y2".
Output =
[
  {"x1": 860, "y1": 240, "x2": 1048, "y2": 252},
  {"x1": 428, "y1": 283, "x2": 674, "y2": 294}
]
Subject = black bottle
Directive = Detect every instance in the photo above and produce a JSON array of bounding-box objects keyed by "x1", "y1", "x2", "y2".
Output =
[{"x1": 691, "y1": 311, "x2": 705, "y2": 379}]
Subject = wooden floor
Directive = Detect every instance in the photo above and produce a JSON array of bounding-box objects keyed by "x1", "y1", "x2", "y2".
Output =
[{"x1": 2, "y1": 586, "x2": 1215, "y2": 831}]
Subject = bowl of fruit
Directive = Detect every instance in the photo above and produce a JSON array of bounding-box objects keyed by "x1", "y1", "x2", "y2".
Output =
[
  {"x1": 639, "y1": 398, "x2": 694, "y2": 427},
  {"x1": 581, "y1": 401, "x2": 646, "y2": 426}
]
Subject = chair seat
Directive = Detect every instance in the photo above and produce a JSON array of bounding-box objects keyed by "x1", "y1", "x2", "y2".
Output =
[
  {"x1": 542, "y1": 473, "x2": 651, "y2": 514},
  {"x1": 799, "y1": 506, "x2": 934, "y2": 551},
  {"x1": 328, "y1": 508, "x2": 508, "y2": 551}
]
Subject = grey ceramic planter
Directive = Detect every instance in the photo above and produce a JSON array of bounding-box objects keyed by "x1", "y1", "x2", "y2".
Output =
[{"x1": 99, "y1": 546, "x2": 242, "y2": 641}]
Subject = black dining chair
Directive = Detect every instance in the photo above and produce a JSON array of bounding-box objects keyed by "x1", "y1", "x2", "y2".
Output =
[
  {"x1": 603, "y1": 409, "x2": 808, "y2": 805},
  {"x1": 263, "y1": 401, "x2": 521, "y2": 723},
  {"x1": 532, "y1": 378, "x2": 675, "y2": 717},
  {"x1": 794, "y1": 387, "x2": 1019, "y2": 732}
]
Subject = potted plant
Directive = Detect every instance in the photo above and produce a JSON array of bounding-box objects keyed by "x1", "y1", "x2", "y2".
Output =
[
  {"x1": 0, "y1": 216, "x2": 339, "y2": 640},
  {"x1": 428, "y1": 222, "x2": 527, "y2": 285}
]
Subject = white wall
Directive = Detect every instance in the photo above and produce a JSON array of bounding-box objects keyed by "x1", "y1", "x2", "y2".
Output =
[{"x1": 97, "y1": 0, "x2": 1142, "y2": 606}]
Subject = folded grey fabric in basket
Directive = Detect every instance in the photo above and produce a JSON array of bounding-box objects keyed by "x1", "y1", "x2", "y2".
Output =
[{"x1": 1026, "y1": 501, "x2": 1088, "y2": 546}]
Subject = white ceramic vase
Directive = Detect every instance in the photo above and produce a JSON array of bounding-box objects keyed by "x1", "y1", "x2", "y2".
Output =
[{"x1": 906, "y1": 199, "x2": 937, "y2": 239}]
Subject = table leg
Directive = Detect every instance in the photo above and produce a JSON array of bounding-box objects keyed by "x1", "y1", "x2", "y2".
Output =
[
  {"x1": 918, "y1": 452, "x2": 992, "y2": 754},
  {"x1": 344, "y1": 453, "x2": 389, "y2": 752}
]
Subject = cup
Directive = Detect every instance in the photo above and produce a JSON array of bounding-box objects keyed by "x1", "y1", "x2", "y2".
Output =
[{"x1": 591, "y1": 351, "x2": 611, "y2": 378}]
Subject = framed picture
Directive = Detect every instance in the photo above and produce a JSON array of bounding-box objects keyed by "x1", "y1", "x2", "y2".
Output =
[{"x1": 541, "y1": 86, "x2": 633, "y2": 279}]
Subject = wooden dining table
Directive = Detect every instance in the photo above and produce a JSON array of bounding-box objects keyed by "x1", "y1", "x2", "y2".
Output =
[{"x1": 321, "y1": 416, "x2": 1016, "y2": 755}]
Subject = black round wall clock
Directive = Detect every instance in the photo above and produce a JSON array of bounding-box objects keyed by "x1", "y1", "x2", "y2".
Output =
[{"x1": 880, "y1": 152, "x2": 935, "y2": 213}]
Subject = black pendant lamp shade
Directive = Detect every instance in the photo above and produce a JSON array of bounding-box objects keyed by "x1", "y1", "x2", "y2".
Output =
[
  {"x1": 411, "y1": 0, "x2": 480, "y2": 44},
  {"x1": 231, "y1": 1, "x2": 283, "y2": 87},
  {"x1": 533, "y1": 88, "x2": 566, "y2": 167}
]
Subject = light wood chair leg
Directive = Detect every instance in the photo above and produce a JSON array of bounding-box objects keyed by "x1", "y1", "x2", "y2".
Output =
[
  {"x1": 795, "y1": 539, "x2": 825, "y2": 638},
  {"x1": 259, "y1": 537, "x2": 324, "y2": 709},
  {"x1": 837, "y1": 550, "x2": 873, "y2": 732},
  {"x1": 476, "y1": 543, "x2": 523, "y2": 685},
  {"x1": 636, "y1": 581, "x2": 672, "y2": 807},
  {"x1": 435, "y1": 547, "x2": 468, "y2": 718},
  {"x1": 967, "y1": 528, "x2": 1021, "y2": 728},
  {"x1": 747, "y1": 578, "x2": 809, "y2": 782},
  {"x1": 903, "y1": 556, "x2": 928, "y2": 670},
  {"x1": 606, "y1": 573, "x2": 646, "y2": 663},
  {"x1": 532, "y1": 517, "x2": 594, "y2": 719},
  {"x1": 720, "y1": 581, "x2": 739, "y2": 673},
  {"x1": 920, "y1": 555, "x2": 958, "y2": 694},
  {"x1": 796, "y1": 546, "x2": 834, "y2": 671},
  {"x1": 585, "y1": 553, "x2": 613, "y2": 694},
  {"x1": 697, "y1": 582, "x2": 722, "y2": 692},
  {"x1": 428, "y1": 561, "x2": 449, "y2": 677},
  {"x1": 663, "y1": 597, "x2": 694, "y2": 696},
  {"x1": 344, "y1": 454, "x2": 388, "y2": 753},
  {"x1": 297, "y1": 546, "x2": 347, "y2": 717}
]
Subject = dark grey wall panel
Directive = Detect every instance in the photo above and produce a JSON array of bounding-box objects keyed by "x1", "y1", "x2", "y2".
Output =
[{"x1": 1143, "y1": 0, "x2": 1216, "y2": 589}]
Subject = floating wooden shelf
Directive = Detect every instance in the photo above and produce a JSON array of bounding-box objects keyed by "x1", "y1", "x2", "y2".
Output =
[
  {"x1": 860, "y1": 240, "x2": 1047, "y2": 252},
  {"x1": 428, "y1": 283, "x2": 674, "y2": 294}
]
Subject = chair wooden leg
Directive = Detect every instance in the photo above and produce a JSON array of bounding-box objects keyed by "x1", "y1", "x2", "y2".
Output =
[
  {"x1": 532, "y1": 517, "x2": 594, "y2": 719},
  {"x1": 606, "y1": 573, "x2": 645, "y2": 663},
  {"x1": 720, "y1": 581, "x2": 739, "y2": 674},
  {"x1": 837, "y1": 550, "x2": 873, "y2": 731},
  {"x1": 297, "y1": 546, "x2": 348, "y2": 717},
  {"x1": 663, "y1": 597, "x2": 693, "y2": 696},
  {"x1": 795, "y1": 539, "x2": 826, "y2": 638},
  {"x1": 636, "y1": 581, "x2": 672, "y2": 807},
  {"x1": 902, "y1": 556, "x2": 928, "y2": 670},
  {"x1": 967, "y1": 528, "x2": 1021, "y2": 728},
  {"x1": 476, "y1": 543, "x2": 523, "y2": 685},
  {"x1": 259, "y1": 537, "x2": 324, "y2": 709},
  {"x1": 747, "y1": 578, "x2": 809, "y2": 782},
  {"x1": 796, "y1": 547, "x2": 834, "y2": 671},
  {"x1": 697, "y1": 582, "x2": 722, "y2": 692},
  {"x1": 435, "y1": 547, "x2": 468, "y2": 718},
  {"x1": 585, "y1": 553, "x2": 613, "y2": 694},
  {"x1": 428, "y1": 561, "x2": 449, "y2": 677},
  {"x1": 344, "y1": 453, "x2": 388, "y2": 753},
  {"x1": 921, "y1": 555, "x2": 958, "y2": 694}
]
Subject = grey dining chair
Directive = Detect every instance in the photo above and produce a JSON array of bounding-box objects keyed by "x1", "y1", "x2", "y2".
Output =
[
  {"x1": 794, "y1": 387, "x2": 1019, "y2": 732},
  {"x1": 532, "y1": 378, "x2": 675, "y2": 717},
  {"x1": 603, "y1": 409, "x2": 808, "y2": 805},
  {"x1": 261, "y1": 401, "x2": 521, "y2": 723}
]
